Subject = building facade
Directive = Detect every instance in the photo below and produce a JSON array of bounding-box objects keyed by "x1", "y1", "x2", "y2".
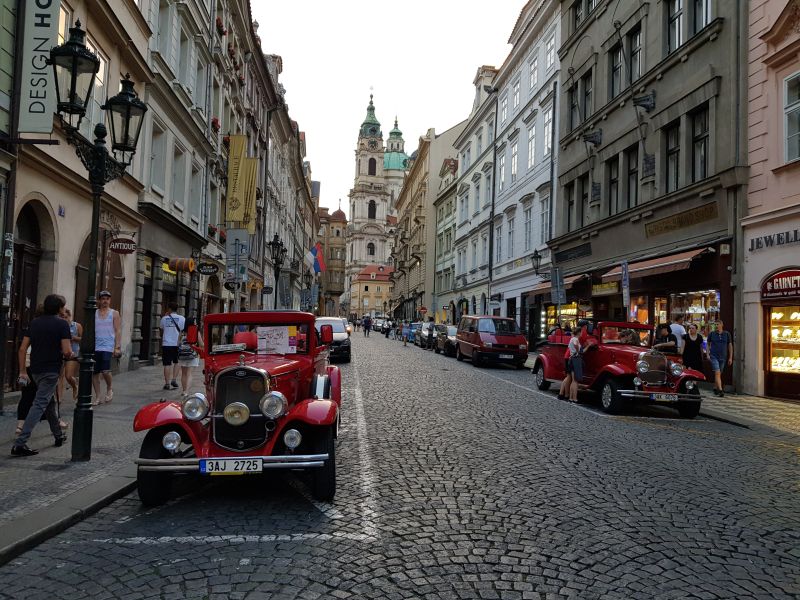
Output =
[
  {"x1": 433, "y1": 159, "x2": 459, "y2": 324},
  {"x1": 742, "y1": 0, "x2": 800, "y2": 401},
  {"x1": 550, "y1": 0, "x2": 748, "y2": 389},
  {"x1": 319, "y1": 203, "x2": 347, "y2": 316},
  {"x1": 353, "y1": 264, "x2": 394, "y2": 320}
]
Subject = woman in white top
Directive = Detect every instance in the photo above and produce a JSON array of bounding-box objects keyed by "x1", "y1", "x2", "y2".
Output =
[{"x1": 567, "y1": 328, "x2": 584, "y2": 402}]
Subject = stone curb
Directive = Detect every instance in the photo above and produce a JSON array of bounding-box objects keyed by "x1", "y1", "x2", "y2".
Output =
[{"x1": 0, "y1": 464, "x2": 136, "y2": 566}]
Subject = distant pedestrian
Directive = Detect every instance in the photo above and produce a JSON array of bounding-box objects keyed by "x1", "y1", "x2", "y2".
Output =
[
  {"x1": 179, "y1": 317, "x2": 203, "y2": 398},
  {"x1": 93, "y1": 290, "x2": 121, "y2": 405},
  {"x1": 402, "y1": 321, "x2": 410, "y2": 346},
  {"x1": 160, "y1": 302, "x2": 185, "y2": 391},
  {"x1": 11, "y1": 294, "x2": 73, "y2": 457},
  {"x1": 566, "y1": 328, "x2": 584, "y2": 402},
  {"x1": 707, "y1": 320, "x2": 733, "y2": 397},
  {"x1": 363, "y1": 316, "x2": 371, "y2": 337},
  {"x1": 681, "y1": 323, "x2": 705, "y2": 372},
  {"x1": 58, "y1": 308, "x2": 82, "y2": 404},
  {"x1": 670, "y1": 315, "x2": 687, "y2": 352}
]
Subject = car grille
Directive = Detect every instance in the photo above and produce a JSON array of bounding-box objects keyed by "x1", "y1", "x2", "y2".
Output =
[
  {"x1": 213, "y1": 368, "x2": 269, "y2": 451},
  {"x1": 640, "y1": 353, "x2": 668, "y2": 385}
]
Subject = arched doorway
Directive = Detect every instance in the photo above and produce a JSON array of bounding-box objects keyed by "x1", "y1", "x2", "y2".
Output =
[
  {"x1": 481, "y1": 293, "x2": 487, "y2": 315},
  {"x1": 74, "y1": 228, "x2": 125, "y2": 327},
  {"x1": 449, "y1": 301, "x2": 456, "y2": 324},
  {"x1": 204, "y1": 275, "x2": 221, "y2": 318}
]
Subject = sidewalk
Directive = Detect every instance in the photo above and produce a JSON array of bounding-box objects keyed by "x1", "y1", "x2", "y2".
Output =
[
  {"x1": 0, "y1": 363, "x2": 202, "y2": 564},
  {"x1": 698, "y1": 389, "x2": 800, "y2": 436}
]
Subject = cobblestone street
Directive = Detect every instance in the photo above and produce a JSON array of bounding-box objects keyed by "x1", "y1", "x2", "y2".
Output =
[{"x1": 0, "y1": 334, "x2": 798, "y2": 599}]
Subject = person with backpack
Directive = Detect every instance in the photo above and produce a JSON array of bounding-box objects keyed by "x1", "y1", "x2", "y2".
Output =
[
  {"x1": 708, "y1": 320, "x2": 733, "y2": 397},
  {"x1": 159, "y1": 302, "x2": 185, "y2": 391},
  {"x1": 178, "y1": 317, "x2": 203, "y2": 398}
]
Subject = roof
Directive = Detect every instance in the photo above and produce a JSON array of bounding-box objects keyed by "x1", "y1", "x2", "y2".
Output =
[
  {"x1": 331, "y1": 208, "x2": 347, "y2": 221},
  {"x1": 355, "y1": 264, "x2": 395, "y2": 282},
  {"x1": 384, "y1": 151, "x2": 409, "y2": 171}
]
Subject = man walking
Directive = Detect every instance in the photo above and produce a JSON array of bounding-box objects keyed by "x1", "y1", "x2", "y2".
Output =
[
  {"x1": 670, "y1": 315, "x2": 687, "y2": 352},
  {"x1": 708, "y1": 320, "x2": 733, "y2": 397},
  {"x1": 160, "y1": 301, "x2": 184, "y2": 390},
  {"x1": 93, "y1": 290, "x2": 121, "y2": 405},
  {"x1": 11, "y1": 294, "x2": 72, "y2": 456}
]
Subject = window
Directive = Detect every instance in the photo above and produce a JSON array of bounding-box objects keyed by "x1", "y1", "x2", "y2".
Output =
[
  {"x1": 573, "y1": 0, "x2": 584, "y2": 30},
  {"x1": 511, "y1": 142, "x2": 518, "y2": 182},
  {"x1": 57, "y1": 5, "x2": 71, "y2": 44},
  {"x1": 158, "y1": 0, "x2": 171, "y2": 58},
  {"x1": 628, "y1": 27, "x2": 642, "y2": 84},
  {"x1": 474, "y1": 181, "x2": 481, "y2": 211},
  {"x1": 501, "y1": 97, "x2": 508, "y2": 123},
  {"x1": 377, "y1": 286, "x2": 381, "y2": 293},
  {"x1": 524, "y1": 207, "x2": 532, "y2": 251},
  {"x1": 607, "y1": 156, "x2": 619, "y2": 216},
  {"x1": 540, "y1": 194, "x2": 550, "y2": 244},
  {"x1": 368, "y1": 200, "x2": 376, "y2": 219},
  {"x1": 459, "y1": 196, "x2": 468, "y2": 222},
  {"x1": 485, "y1": 175, "x2": 492, "y2": 205},
  {"x1": 472, "y1": 240, "x2": 478, "y2": 269},
  {"x1": 481, "y1": 235, "x2": 488, "y2": 263},
  {"x1": 179, "y1": 29, "x2": 191, "y2": 87},
  {"x1": 666, "y1": 122, "x2": 680, "y2": 193},
  {"x1": 527, "y1": 125, "x2": 536, "y2": 169},
  {"x1": 368, "y1": 158, "x2": 376, "y2": 176},
  {"x1": 530, "y1": 56, "x2": 538, "y2": 90},
  {"x1": 693, "y1": 0, "x2": 710, "y2": 33},
  {"x1": 568, "y1": 83, "x2": 580, "y2": 131},
  {"x1": 488, "y1": 121, "x2": 494, "y2": 141},
  {"x1": 543, "y1": 107, "x2": 553, "y2": 155},
  {"x1": 150, "y1": 123, "x2": 166, "y2": 192},
  {"x1": 582, "y1": 71, "x2": 593, "y2": 121},
  {"x1": 466, "y1": 148, "x2": 471, "y2": 168},
  {"x1": 579, "y1": 175, "x2": 589, "y2": 228},
  {"x1": 195, "y1": 60, "x2": 207, "y2": 110},
  {"x1": 507, "y1": 217, "x2": 514, "y2": 259},
  {"x1": 364, "y1": 285, "x2": 369, "y2": 292},
  {"x1": 786, "y1": 72, "x2": 800, "y2": 162},
  {"x1": 545, "y1": 34, "x2": 555, "y2": 70},
  {"x1": 495, "y1": 224, "x2": 503, "y2": 261},
  {"x1": 172, "y1": 145, "x2": 187, "y2": 207},
  {"x1": 512, "y1": 80, "x2": 520, "y2": 110},
  {"x1": 692, "y1": 105, "x2": 709, "y2": 181},
  {"x1": 565, "y1": 182, "x2": 576, "y2": 232},
  {"x1": 190, "y1": 163, "x2": 202, "y2": 224},
  {"x1": 367, "y1": 243, "x2": 375, "y2": 256},
  {"x1": 626, "y1": 146, "x2": 639, "y2": 208},
  {"x1": 477, "y1": 132, "x2": 483, "y2": 155},
  {"x1": 498, "y1": 155, "x2": 506, "y2": 191},
  {"x1": 610, "y1": 44, "x2": 623, "y2": 99},
  {"x1": 668, "y1": 0, "x2": 684, "y2": 53}
]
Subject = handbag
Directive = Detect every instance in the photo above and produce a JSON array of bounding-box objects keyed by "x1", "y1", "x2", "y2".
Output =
[{"x1": 169, "y1": 315, "x2": 195, "y2": 360}]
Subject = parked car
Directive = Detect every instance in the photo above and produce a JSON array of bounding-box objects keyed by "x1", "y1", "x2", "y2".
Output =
[
  {"x1": 532, "y1": 321, "x2": 704, "y2": 418},
  {"x1": 341, "y1": 318, "x2": 352, "y2": 336},
  {"x1": 407, "y1": 322, "x2": 421, "y2": 345},
  {"x1": 316, "y1": 317, "x2": 351, "y2": 363},
  {"x1": 133, "y1": 310, "x2": 341, "y2": 506},
  {"x1": 416, "y1": 322, "x2": 436, "y2": 349},
  {"x1": 435, "y1": 324, "x2": 458, "y2": 356},
  {"x1": 455, "y1": 315, "x2": 528, "y2": 368},
  {"x1": 372, "y1": 317, "x2": 385, "y2": 332}
]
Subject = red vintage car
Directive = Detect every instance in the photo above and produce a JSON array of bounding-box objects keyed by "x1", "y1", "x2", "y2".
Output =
[
  {"x1": 531, "y1": 321, "x2": 705, "y2": 418},
  {"x1": 133, "y1": 311, "x2": 341, "y2": 506}
]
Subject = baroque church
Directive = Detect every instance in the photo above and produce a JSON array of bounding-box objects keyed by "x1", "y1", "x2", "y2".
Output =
[{"x1": 345, "y1": 95, "x2": 409, "y2": 315}]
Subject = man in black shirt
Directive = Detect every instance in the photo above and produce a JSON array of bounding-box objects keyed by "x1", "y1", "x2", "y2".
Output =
[
  {"x1": 653, "y1": 324, "x2": 679, "y2": 353},
  {"x1": 11, "y1": 294, "x2": 73, "y2": 457}
]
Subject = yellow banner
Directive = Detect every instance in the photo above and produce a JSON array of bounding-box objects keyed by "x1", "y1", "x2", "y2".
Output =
[
  {"x1": 225, "y1": 135, "x2": 248, "y2": 222},
  {"x1": 241, "y1": 157, "x2": 259, "y2": 234}
]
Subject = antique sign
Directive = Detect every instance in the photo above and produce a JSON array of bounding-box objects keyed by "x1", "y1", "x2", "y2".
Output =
[{"x1": 109, "y1": 238, "x2": 136, "y2": 254}]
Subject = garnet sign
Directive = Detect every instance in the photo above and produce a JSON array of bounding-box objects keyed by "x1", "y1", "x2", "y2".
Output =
[{"x1": 109, "y1": 238, "x2": 136, "y2": 254}]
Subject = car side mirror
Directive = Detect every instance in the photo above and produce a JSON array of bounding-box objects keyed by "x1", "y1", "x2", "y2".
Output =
[{"x1": 320, "y1": 324, "x2": 333, "y2": 345}]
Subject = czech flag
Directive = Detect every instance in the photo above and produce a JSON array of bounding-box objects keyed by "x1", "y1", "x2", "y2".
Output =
[{"x1": 310, "y1": 242, "x2": 326, "y2": 273}]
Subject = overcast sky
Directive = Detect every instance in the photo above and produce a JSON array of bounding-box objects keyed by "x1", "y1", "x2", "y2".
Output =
[{"x1": 254, "y1": 1, "x2": 525, "y2": 219}]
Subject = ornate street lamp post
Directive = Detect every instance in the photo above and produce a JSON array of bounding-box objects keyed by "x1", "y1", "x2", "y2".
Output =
[
  {"x1": 530, "y1": 248, "x2": 542, "y2": 275},
  {"x1": 267, "y1": 234, "x2": 287, "y2": 309},
  {"x1": 49, "y1": 22, "x2": 147, "y2": 461},
  {"x1": 303, "y1": 270, "x2": 312, "y2": 311}
]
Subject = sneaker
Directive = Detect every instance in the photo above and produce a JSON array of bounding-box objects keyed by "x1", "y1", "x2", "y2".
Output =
[
  {"x1": 170, "y1": 380, "x2": 179, "y2": 389},
  {"x1": 557, "y1": 394, "x2": 566, "y2": 400},
  {"x1": 163, "y1": 383, "x2": 172, "y2": 390},
  {"x1": 54, "y1": 435, "x2": 68, "y2": 447},
  {"x1": 713, "y1": 388, "x2": 722, "y2": 397},
  {"x1": 11, "y1": 445, "x2": 39, "y2": 457}
]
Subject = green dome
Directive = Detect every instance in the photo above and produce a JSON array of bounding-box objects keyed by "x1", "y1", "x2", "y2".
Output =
[
  {"x1": 360, "y1": 94, "x2": 382, "y2": 138},
  {"x1": 389, "y1": 117, "x2": 402, "y2": 139},
  {"x1": 384, "y1": 151, "x2": 409, "y2": 170}
]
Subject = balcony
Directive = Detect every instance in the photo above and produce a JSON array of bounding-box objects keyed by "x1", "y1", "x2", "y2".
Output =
[{"x1": 284, "y1": 259, "x2": 300, "y2": 277}]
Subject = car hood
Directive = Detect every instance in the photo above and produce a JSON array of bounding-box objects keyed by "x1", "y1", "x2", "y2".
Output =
[
  {"x1": 207, "y1": 354, "x2": 305, "y2": 378},
  {"x1": 332, "y1": 332, "x2": 349, "y2": 342}
]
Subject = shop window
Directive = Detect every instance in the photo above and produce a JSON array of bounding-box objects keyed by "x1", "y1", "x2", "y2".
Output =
[
  {"x1": 669, "y1": 290, "x2": 720, "y2": 332},
  {"x1": 769, "y1": 307, "x2": 800, "y2": 374},
  {"x1": 629, "y1": 295, "x2": 649, "y2": 324},
  {"x1": 654, "y1": 297, "x2": 668, "y2": 325}
]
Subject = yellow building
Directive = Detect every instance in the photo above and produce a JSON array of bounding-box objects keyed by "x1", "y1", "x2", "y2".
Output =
[{"x1": 352, "y1": 265, "x2": 394, "y2": 320}]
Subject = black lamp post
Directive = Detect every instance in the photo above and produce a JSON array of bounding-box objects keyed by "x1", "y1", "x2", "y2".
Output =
[
  {"x1": 50, "y1": 21, "x2": 147, "y2": 461},
  {"x1": 267, "y1": 234, "x2": 287, "y2": 309},
  {"x1": 303, "y1": 270, "x2": 312, "y2": 311},
  {"x1": 531, "y1": 249, "x2": 542, "y2": 275}
]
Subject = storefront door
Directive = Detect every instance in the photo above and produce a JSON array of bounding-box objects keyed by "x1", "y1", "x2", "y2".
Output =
[{"x1": 762, "y1": 269, "x2": 800, "y2": 400}]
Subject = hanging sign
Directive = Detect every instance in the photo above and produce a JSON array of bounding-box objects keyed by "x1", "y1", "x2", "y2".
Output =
[
  {"x1": 197, "y1": 262, "x2": 219, "y2": 275},
  {"x1": 761, "y1": 269, "x2": 800, "y2": 300},
  {"x1": 18, "y1": 0, "x2": 60, "y2": 133},
  {"x1": 621, "y1": 260, "x2": 631, "y2": 309},
  {"x1": 109, "y1": 238, "x2": 137, "y2": 254},
  {"x1": 168, "y1": 258, "x2": 196, "y2": 272}
]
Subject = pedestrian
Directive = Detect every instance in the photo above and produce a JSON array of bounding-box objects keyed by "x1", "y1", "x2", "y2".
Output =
[
  {"x1": 707, "y1": 320, "x2": 733, "y2": 397},
  {"x1": 566, "y1": 328, "x2": 583, "y2": 402},
  {"x1": 385, "y1": 319, "x2": 392, "y2": 338},
  {"x1": 681, "y1": 323, "x2": 705, "y2": 372},
  {"x1": 93, "y1": 290, "x2": 121, "y2": 405},
  {"x1": 363, "y1": 315, "x2": 371, "y2": 337},
  {"x1": 58, "y1": 308, "x2": 82, "y2": 404},
  {"x1": 179, "y1": 317, "x2": 203, "y2": 398},
  {"x1": 402, "y1": 320, "x2": 410, "y2": 347},
  {"x1": 160, "y1": 301, "x2": 185, "y2": 391},
  {"x1": 670, "y1": 314, "x2": 687, "y2": 352},
  {"x1": 557, "y1": 342, "x2": 572, "y2": 401},
  {"x1": 653, "y1": 324, "x2": 679, "y2": 353},
  {"x1": 11, "y1": 294, "x2": 72, "y2": 457}
]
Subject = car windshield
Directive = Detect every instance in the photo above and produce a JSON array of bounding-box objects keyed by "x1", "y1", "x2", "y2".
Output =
[
  {"x1": 601, "y1": 326, "x2": 652, "y2": 347},
  {"x1": 207, "y1": 322, "x2": 311, "y2": 354},
  {"x1": 478, "y1": 319, "x2": 520, "y2": 334},
  {"x1": 447, "y1": 326, "x2": 457, "y2": 336},
  {"x1": 315, "y1": 319, "x2": 346, "y2": 334}
]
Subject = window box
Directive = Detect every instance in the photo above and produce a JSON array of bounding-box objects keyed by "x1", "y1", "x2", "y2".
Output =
[
  {"x1": 211, "y1": 116, "x2": 221, "y2": 133},
  {"x1": 215, "y1": 16, "x2": 227, "y2": 36},
  {"x1": 208, "y1": 224, "x2": 218, "y2": 238}
]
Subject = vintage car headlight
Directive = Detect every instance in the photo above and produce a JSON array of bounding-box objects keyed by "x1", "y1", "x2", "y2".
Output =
[
  {"x1": 636, "y1": 360, "x2": 649, "y2": 373},
  {"x1": 260, "y1": 391, "x2": 287, "y2": 419},
  {"x1": 182, "y1": 393, "x2": 209, "y2": 421},
  {"x1": 519, "y1": 344, "x2": 528, "y2": 350},
  {"x1": 685, "y1": 379, "x2": 696, "y2": 390},
  {"x1": 283, "y1": 428, "x2": 302, "y2": 450},
  {"x1": 162, "y1": 430, "x2": 181, "y2": 452},
  {"x1": 670, "y1": 362, "x2": 684, "y2": 376},
  {"x1": 633, "y1": 377, "x2": 642, "y2": 387},
  {"x1": 223, "y1": 402, "x2": 250, "y2": 426}
]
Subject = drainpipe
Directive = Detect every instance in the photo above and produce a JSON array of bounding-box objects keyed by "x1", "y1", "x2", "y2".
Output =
[
  {"x1": 487, "y1": 89, "x2": 500, "y2": 314},
  {"x1": 548, "y1": 80, "x2": 557, "y2": 243}
]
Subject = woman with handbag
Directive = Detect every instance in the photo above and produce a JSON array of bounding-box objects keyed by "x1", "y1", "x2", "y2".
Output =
[
  {"x1": 567, "y1": 328, "x2": 584, "y2": 402},
  {"x1": 179, "y1": 317, "x2": 203, "y2": 398}
]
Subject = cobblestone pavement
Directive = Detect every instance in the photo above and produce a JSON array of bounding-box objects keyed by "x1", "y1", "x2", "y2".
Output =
[
  {"x1": 0, "y1": 336, "x2": 798, "y2": 599},
  {"x1": 699, "y1": 392, "x2": 800, "y2": 436}
]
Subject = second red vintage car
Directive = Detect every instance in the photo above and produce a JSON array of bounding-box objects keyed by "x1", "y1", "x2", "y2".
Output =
[
  {"x1": 133, "y1": 310, "x2": 342, "y2": 506},
  {"x1": 532, "y1": 321, "x2": 705, "y2": 418}
]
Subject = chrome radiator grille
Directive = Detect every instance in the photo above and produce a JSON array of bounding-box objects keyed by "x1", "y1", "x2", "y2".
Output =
[
  {"x1": 640, "y1": 353, "x2": 668, "y2": 385},
  {"x1": 213, "y1": 368, "x2": 268, "y2": 451}
]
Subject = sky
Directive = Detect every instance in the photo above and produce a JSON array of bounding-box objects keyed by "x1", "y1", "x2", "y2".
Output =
[{"x1": 253, "y1": 0, "x2": 526, "y2": 219}]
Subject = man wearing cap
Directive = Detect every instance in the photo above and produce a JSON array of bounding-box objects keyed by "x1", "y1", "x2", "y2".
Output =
[{"x1": 93, "y1": 291, "x2": 121, "y2": 405}]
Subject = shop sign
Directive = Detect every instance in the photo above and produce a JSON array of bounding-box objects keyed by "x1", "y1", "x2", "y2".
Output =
[
  {"x1": 748, "y1": 228, "x2": 800, "y2": 252},
  {"x1": 143, "y1": 256, "x2": 153, "y2": 280},
  {"x1": 263, "y1": 286, "x2": 274, "y2": 295},
  {"x1": 761, "y1": 269, "x2": 800, "y2": 300},
  {"x1": 554, "y1": 243, "x2": 592, "y2": 263},
  {"x1": 645, "y1": 202, "x2": 718, "y2": 237},
  {"x1": 224, "y1": 281, "x2": 239, "y2": 292},
  {"x1": 197, "y1": 262, "x2": 219, "y2": 275},
  {"x1": 419, "y1": 306, "x2": 428, "y2": 314},
  {"x1": 592, "y1": 281, "x2": 619, "y2": 296},
  {"x1": 162, "y1": 262, "x2": 177, "y2": 286},
  {"x1": 490, "y1": 293, "x2": 502, "y2": 302},
  {"x1": 109, "y1": 238, "x2": 137, "y2": 254},
  {"x1": 18, "y1": 0, "x2": 59, "y2": 133}
]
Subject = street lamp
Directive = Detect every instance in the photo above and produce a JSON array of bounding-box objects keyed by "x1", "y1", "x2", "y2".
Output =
[
  {"x1": 531, "y1": 249, "x2": 542, "y2": 275},
  {"x1": 267, "y1": 234, "x2": 287, "y2": 309},
  {"x1": 303, "y1": 270, "x2": 312, "y2": 311},
  {"x1": 49, "y1": 21, "x2": 147, "y2": 461}
]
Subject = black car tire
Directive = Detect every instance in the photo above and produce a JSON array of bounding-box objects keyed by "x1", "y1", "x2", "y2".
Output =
[
  {"x1": 343, "y1": 355, "x2": 351, "y2": 364},
  {"x1": 456, "y1": 345, "x2": 464, "y2": 361},
  {"x1": 515, "y1": 361, "x2": 525, "y2": 370},
  {"x1": 137, "y1": 429, "x2": 173, "y2": 507},
  {"x1": 600, "y1": 379, "x2": 625, "y2": 414},
  {"x1": 534, "y1": 362, "x2": 551, "y2": 390},
  {"x1": 677, "y1": 389, "x2": 701, "y2": 418},
  {"x1": 472, "y1": 349, "x2": 483, "y2": 368},
  {"x1": 311, "y1": 427, "x2": 336, "y2": 502}
]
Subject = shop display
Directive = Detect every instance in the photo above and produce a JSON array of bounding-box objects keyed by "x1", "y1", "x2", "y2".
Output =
[
  {"x1": 546, "y1": 302, "x2": 592, "y2": 331},
  {"x1": 769, "y1": 305, "x2": 800, "y2": 374},
  {"x1": 670, "y1": 290, "x2": 720, "y2": 331}
]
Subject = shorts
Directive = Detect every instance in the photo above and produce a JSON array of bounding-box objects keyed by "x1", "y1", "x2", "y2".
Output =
[
  {"x1": 709, "y1": 355, "x2": 725, "y2": 373},
  {"x1": 569, "y1": 355, "x2": 584, "y2": 380},
  {"x1": 162, "y1": 346, "x2": 179, "y2": 366},
  {"x1": 179, "y1": 355, "x2": 200, "y2": 368},
  {"x1": 94, "y1": 351, "x2": 112, "y2": 373}
]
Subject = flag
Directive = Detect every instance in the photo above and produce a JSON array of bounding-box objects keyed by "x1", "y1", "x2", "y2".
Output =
[
  {"x1": 311, "y1": 242, "x2": 326, "y2": 273},
  {"x1": 225, "y1": 135, "x2": 247, "y2": 222},
  {"x1": 304, "y1": 248, "x2": 315, "y2": 269}
]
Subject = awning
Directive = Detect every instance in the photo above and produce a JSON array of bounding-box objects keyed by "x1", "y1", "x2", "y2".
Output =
[
  {"x1": 602, "y1": 248, "x2": 711, "y2": 282},
  {"x1": 526, "y1": 274, "x2": 588, "y2": 299}
]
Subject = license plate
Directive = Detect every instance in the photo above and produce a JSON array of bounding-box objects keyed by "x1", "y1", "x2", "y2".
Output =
[
  {"x1": 499, "y1": 354, "x2": 514, "y2": 359},
  {"x1": 199, "y1": 458, "x2": 262, "y2": 475},
  {"x1": 651, "y1": 393, "x2": 678, "y2": 402}
]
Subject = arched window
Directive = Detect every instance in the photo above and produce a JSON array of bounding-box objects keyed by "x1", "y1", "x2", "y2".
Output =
[
  {"x1": 368, "y1": 200, "x2": 376, "y2": 220},
  {"x1": 367, "y1": 242, "x2": 375, "y2": 256},
  {"x1": 335, "y1": 229, "x2": 340, "y2": 237},
  {"x1": 368, "y1": 158, "x2": 377, "y2": 175}
]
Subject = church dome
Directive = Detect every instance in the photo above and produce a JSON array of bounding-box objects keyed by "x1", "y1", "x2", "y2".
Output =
[
  {"x1": 331, "y1": 208, "x2": 346, "y2": 221},
  {"x1": 360, "y1": 94, "x2": 382, "y2": 139}
]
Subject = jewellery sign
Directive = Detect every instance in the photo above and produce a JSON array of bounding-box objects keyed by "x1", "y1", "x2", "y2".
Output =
[
  {"x1": 19, "y1": 0, "x2": 60, "y2": 133},
  {"x1": 761, "y1": 270, "x2": 800, "y2": 300}
]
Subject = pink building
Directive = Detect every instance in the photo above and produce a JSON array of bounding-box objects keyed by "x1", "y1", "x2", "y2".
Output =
[{"x1": 742, "y1": 0, "x2": 800, "y2": 401}]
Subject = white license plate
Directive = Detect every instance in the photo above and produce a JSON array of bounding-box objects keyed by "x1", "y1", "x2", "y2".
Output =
[
  {"x1": 199, "y1": 458, "x2": 262, "y2": 476},
  {"x1": 651, "y1": 393, "x2": 679, "y2": 402},
  {"x1": 499, "y1": 354, "x2": 514, "y2": 359}
]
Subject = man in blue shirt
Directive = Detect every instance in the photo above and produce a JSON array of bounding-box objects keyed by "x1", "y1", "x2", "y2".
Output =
[{"x1": 707, "y1": 320, "x2": 733, "y2": 397}]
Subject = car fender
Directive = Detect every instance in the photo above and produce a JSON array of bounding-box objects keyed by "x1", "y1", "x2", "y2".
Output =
[
  {"x1": 288, "y1": 398, "x2": 338, "y2": 427},
  {"x1": 133, "y1": 402, "x2": 205, "y2": 448},
  {"x1": 325, "y1": 365, "x2": 342, "y2": 406},
  {"x1": 535, "y1": 352, "x2": 559, "y2": 379},
  {"x1": 678, "y1": 368, "x2": 706, "y2": 383}
]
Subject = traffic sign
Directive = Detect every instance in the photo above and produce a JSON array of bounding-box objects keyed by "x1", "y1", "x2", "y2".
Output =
[{"x1": 419, "y1": 306, "x2": 428, "y2": 314}]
